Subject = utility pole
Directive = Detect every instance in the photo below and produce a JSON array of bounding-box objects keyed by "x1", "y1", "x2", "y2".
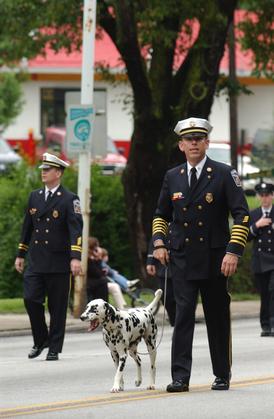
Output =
[
  {"x1": 73, "y1": 0, "x2": 97, "y2": 317},
  {"x1": 228, "y1": 15, "x2": 238, "y2": 171}
]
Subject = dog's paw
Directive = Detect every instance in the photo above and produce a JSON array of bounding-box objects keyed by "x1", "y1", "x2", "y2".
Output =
[
  {"x1": 135, "y1": 379, "x2": 142, "y2": 387},
  {"x1": 111, "y1": 386, "x2": 124, "y2": 393},
  {"x1": 147, "y1": 385, "x2": 155, "y2": 390}
]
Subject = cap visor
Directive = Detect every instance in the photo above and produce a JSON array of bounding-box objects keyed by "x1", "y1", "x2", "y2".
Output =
[
  {"x1": 182, "y1": 132, "x2": 207, "y2": 138},
  {"x1": 39, "y1": 163, "x2": 52, "y2": 169}
]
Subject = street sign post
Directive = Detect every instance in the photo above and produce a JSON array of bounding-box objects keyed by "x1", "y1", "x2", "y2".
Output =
[{"x1": 73, "y1": 0, "x2": 97, "y2": 318}]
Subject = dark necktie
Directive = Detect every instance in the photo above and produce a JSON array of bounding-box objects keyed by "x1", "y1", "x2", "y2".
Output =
[
  {"x1": 46, "y1": 191, "x2": 52, "y2": 202},
  {"x1": 190, "y1": 167, "x2": 197, "y2": 189},
  {"x1": 264, "y1": 211, "x2": 269, "y2": 218}
]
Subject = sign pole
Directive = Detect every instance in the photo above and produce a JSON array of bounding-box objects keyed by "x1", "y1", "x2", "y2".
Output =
[{"x1": 73, "y1": 0, "x2": 97, "y2": 317}]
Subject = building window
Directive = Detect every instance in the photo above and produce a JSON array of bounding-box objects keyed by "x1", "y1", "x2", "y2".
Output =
[{"x1": 41, "y1": 88, "x2": 79, "y2": 139}]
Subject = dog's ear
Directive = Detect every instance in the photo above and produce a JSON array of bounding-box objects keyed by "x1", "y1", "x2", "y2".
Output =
[{"x1": 104, "y1": 303, "x2": 116, "y2": 322}]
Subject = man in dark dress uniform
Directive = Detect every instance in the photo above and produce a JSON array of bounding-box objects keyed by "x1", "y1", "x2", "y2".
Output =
[
  {"x1": 248, "y1": 182, "x2": 274, "y2": 337},
  {"x1": 152, "y1": 117, "x2": 249, "y2": 392},
  {"x1": 15, "y1": 153, "x2": 83, "y2": 361}
]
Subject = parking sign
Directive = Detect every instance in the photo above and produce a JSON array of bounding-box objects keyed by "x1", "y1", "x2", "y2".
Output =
[{"x1": 66, "y1": 105, "x2": 95, "y2": 153}]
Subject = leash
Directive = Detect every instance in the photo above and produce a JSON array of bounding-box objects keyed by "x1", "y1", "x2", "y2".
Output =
[{"x1": 137, "y1": 265, "x2": 168, "y2": 355}]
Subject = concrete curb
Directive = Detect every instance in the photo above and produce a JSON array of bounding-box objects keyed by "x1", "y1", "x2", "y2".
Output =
[{"x1": 0, "y1": 300, "x2": 260, "y2": 338}]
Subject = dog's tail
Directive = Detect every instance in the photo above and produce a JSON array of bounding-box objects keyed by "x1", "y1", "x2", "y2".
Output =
[{"x1": 147, "y1": 289, "x2": 162, "y2": 313}]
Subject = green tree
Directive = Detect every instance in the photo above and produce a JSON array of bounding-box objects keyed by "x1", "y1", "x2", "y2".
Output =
[
  {"x1": 238, "y1": 0, "x2": 274, "y2": 81},
  {"x1": 0, "y1": 0, "x2": 272, "y2": 275},
  {"x1": 0, "y1": 73, "x2": 24, "y2": 130}
]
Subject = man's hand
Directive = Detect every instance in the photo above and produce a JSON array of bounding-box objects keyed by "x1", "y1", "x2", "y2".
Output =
[
  {"x1": 70, "y1": 259, "x2": 82, "y2": 276},
  {"x1": 146, "y1": 264, "x2": 156, "y2": 276},
  {"x1": 14, "y1": 257, "x2": 25, "y2": 274},
  {"x1": 153, "y1": 248, "x2": 169, "y2": 266},
  {"x1": 256, "y1": 217, "x2": 272, "y2": 228},
  {"x1": 221, "y1": 253, "x2": 239, "y2": 277}
]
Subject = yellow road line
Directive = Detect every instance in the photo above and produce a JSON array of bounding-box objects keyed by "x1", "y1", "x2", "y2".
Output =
[{"x1": 1, "y1": 376, "x2": 274, "y2": 418}]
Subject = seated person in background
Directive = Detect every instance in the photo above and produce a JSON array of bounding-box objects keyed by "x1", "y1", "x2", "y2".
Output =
[
  {"x1": 97, "y1": 247, "x2": 128, "y2": 310},
  {"x1": 87, "y1": 237, "x2": 108, "y2": 302},
  {"x1": 146, "y1": 238, "x2": 176, "y2": 326},
  {"x1": 100, "y1": 247, "x2": 140, "y2": 291}
]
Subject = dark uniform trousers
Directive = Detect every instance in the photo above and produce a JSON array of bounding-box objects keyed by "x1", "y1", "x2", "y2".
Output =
[
  {"x1": 171, "y1": 258, "x2": 231, "y2": 383},
  {"x1": 24, "y1": 272, "x2": 70, "y2": 352},
  {"x1": 152, "y1": 157, "x2": 249, "y2": 383},
  {"x1": 17, "y1": 185, "x2": 83, "y2": 353},
  {"x1": 249, "y1": 207, "x2": 274, "y2": 330}
]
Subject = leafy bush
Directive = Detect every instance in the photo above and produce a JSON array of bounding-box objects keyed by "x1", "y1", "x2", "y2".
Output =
[
  {"x1": 229, "y1": 241, "x2": 257, "y2": 294},
  {"x1": 0, "y1": 163, "x2": 133, "y2": 298},
  {"x1": 0, "y1": 162, "x2": 41, "y2": 297}
]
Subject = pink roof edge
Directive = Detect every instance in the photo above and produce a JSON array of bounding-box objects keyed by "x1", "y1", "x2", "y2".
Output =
[{"x1": 28, "y1": 10, "x2": 256, "y2": 75}]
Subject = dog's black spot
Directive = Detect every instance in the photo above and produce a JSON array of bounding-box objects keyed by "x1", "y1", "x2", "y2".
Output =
[
  {"x1": 105, "y1": 303, "x2": 116, "y2": 323},
  {"x1": 119, "y1": 357, "x2": 126, "y2": 371}
]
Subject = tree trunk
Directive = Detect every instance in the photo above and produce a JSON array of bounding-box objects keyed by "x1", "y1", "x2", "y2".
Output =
[{"x1": 101, "y1": 0, "x2": 238, "y2": 278}]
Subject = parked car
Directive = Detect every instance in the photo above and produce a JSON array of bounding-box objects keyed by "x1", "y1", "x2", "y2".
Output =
[
  {"x1": 0, "y1": 137, "x2": 22, "y2": 173},
  {"x1": 93, "y1": 135, "x2": 127, "y2": 174},
  {"x1": 39, "y1": 126, "x2": 126, "y2": 174},
  {"x1": 206, "y1": 142, "x2": 260, "y2": 195}
]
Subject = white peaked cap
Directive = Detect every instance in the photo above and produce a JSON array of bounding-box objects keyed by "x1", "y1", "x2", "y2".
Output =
[
  {"x1": 174, "y1": 117, "x2": 213, "y2": 137},
  {"x1": 39, "y1": 153, "x2": 70, "y2": 169}
]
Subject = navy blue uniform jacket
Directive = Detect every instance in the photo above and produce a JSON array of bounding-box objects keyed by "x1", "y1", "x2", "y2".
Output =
[
  {"x1": 17, "y1": 185, "x2": 83, "y2": 273},
  {"x1": 248, "y1": 207, "x2": 274, "y2": 274},
  {"x1": 152, "y1": 157, "x2": 249, "y2": 280}
]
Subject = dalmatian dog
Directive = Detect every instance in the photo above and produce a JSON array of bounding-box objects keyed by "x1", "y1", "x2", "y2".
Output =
[{"x1": 80, "y1": 289, "x2": 162, "y2": 393}]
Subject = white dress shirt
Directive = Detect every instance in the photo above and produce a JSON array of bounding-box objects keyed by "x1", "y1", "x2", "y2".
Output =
[
  {"x1": 187, "y1": 155, "x2": 207, "y2": 186},
  {"x1": 45, "y1": 185, "x2": 60, "y2": 201}
]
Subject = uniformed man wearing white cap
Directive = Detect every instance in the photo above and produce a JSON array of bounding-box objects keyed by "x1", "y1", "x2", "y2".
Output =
[
  {"x1": 152, "y1": 117, "x2": 250, "y2": 392},
  {"x1": 248, "y1": 182, "x2": 274, "y2": 337},
  {"x1": 15, "y1": 153, "x2": 83, "y2": 361}
]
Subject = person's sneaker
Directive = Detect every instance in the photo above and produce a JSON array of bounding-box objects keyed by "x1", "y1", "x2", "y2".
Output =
[{"x1": 127, "y1": 279, "x2": 140, "y2": 288}]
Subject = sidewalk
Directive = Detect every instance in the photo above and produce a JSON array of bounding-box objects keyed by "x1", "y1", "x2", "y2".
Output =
[{"x1": 0, "y1": 300, "x2": 260, "y2": 337}]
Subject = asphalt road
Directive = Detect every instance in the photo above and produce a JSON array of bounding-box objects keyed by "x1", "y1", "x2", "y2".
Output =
[{"x1": 1, "y1": 318, "x2": 274, "y2": 419}]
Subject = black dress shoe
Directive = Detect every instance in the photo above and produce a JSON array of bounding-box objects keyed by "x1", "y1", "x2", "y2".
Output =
[
  {"x1": 46, "y1": 351, "x2": 59, "y2": 361},
  {"x1": 211, "y1": 377, "x2": 230, "y2": 390},
  {"x1": 261, "y1": 328, "x2": 271, "y2": 337},
  {"x1": 28, "y1": 341, "x2": 48, "y2": 359},
  {"x1": 166, "y1": 380, "x2": 189, "y2": 393}
]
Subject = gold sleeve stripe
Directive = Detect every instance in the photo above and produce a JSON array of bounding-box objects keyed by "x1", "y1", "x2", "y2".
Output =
[
  {"x1": 18, "y1": 243, "x2": 28, "y2": 250},
  {"x1": 153, "y1": 227, "x2": 167, "y2": 235},
  {"x1": 231, "y1": 231, "x2": 248, "y2": 240},
  {"x1": 152, "y1": 218, "x2": 168, "y2": 236},
  {"x1": 71, "y1": 245, "x2": 82, "y2": 252},
  {"x1": 230, "y1": 235, "x2": 248, "y2": 245},
  {"x1": 232, "y1": 225, "x2": 249, "y2": 233},
  {"x1": 229, "y1": 239, "x2": 247, "y2": 246}
]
